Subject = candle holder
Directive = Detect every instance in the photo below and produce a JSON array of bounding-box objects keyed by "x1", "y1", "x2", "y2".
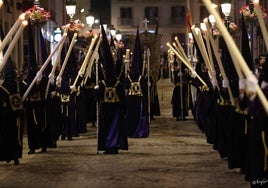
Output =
[
  {"x1": 239, "y1": 4, "x2": 267, "y2": 23},
  {"x1": 25, "y1": 4, "x2": 50, "y2": 25},
  {"x1": 221, "y1": 2, "x2": 232, "y2": 30}
]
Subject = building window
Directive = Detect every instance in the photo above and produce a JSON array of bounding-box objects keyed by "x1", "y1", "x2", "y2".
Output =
[
  {"x1": 144, "y1": 7, "x2": 158, "y2": 25},
  {"x1": 171, "y1": 6, "x2": 185, "y2": 25},
  {"x1": 120, "y1": 7, "x2": 132, "y2": 26}
]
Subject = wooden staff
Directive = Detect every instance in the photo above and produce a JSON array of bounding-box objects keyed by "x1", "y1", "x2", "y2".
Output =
[
  {"x1": 55, "y1": 32, "x2": 77, "y2": 89},
  {"x1": 125, "y1": 49, "x2": 130, "y2": 78},
  {"x1": 44, "y1": 30, "x2": 68, "y2": 99},
  {"x1": 84, "y1": 36, "x2": 102, "y2": 84},
  {"x1": 202, "y1": 0, "x2": 268, "y2": 114},
  {"x1": 22, "y1": 32, "x2": 68, "y2": 102},
  {"x1": 191, "y1": 26, "x2": 214, "y2": 77},
  {"x1": 167, "y1": 42, "x2": 207, "y2": 87},
  {"x1": 0, "y1": 20, "x2": 28, "y2": 72},
  {"x1": 174, "y1": 37, "x2": 192, "y2": 68},
  {"x1": 205, "y1": 21, "x2": 235, "y2": 106},
  {"x1": 95, "y1": 49, "x2": 100, "y2": 154},
  {"x1": 142, "y1": 49, "x2": 146, "y2": 76},
  {"x1": 71, "y1": 35, "x2": 97, "y2": 91},
  {"x1": 254, "y1": 0, "x2": 268, "y2": 51},
  {"x1": 147, "y1": 48, "x2": 151, "y2": 123},
  {"x1": 0, "y1": 13, "x2": 26, "y2": 53},
  {"x1": 200, "y1": 23, "x2": 215, "y2": 73}
]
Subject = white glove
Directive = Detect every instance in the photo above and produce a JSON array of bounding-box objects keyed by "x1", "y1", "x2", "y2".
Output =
[
  {"x1": 177, "y1": 71, "x2": 182, "y2": 77},
  {"x1": 222, "y1": 79, "x2": 229, "y2": 88},
  {"x1": 246, "y1": 73, "x2": 258, "y2": 100},
  {"x1": 79, "y1": 70, "x2": 84, "y2": 77},
  {"x1": 246, "y1": 73, "x2": 258, "y2": 93},
  {"x1": 49, "y1": 73, "x2": 55, "y2": 85},
  {"x1": 239, "y1": 78, "x2": 246, "y2": 90},
  {"x1": 70, "y1": 85, "x2": 76, "y2": 92},
  {"x1": 261, "y1": 80, "x2": 268, "y2": 89},
  {"x1": 190, "y1": 70, "x2": 197, "y2": 78},
  {"x1": 51, "y1": 91, "x2": 56, "y2": 97},
  {"x1": 56, "y1": 77, "x2": 62, "y2": 88},
  {"x1": 211, "y1": 78, "x2": 218, "y2": 89},
  {"x1": 36, "y1": 71, "x2": 42, "y2": 83}
]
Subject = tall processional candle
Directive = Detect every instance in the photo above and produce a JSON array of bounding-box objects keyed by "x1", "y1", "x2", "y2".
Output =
[
  {"x1": 253, "y1": 0, "x2": 268, "y2": 51},
  {"x1": 71, "y1": 35, "x2": 97, "y2": 89},
  {"x1": 22, "y1": 32, "x2": 68, "y2": 102},
  {"x1": 203, "y1": 20, "x2": 235, "y2": 106},
  {"x1": 167, "y1": 42, "x2": 207, "y2": 87},
  {"x1": 0, "y1": 13, "x2": 26, "y2": 53},
  {"x1": 202, "y1": 0, "x2": 268, "y2": 114},
  {"x1": 0, "y1": 20, "x2": 28, "y2": 72}
]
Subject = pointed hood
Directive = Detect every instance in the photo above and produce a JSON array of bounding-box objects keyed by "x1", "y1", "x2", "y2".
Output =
[
  {"x1": 154, "y1": 23, "x2": 159, "y2": 35},
  {"x1": 241, "y1": 13, "x2": 253, "y2": 71},
  {"x1": 0, "y1": 23, "x2": 6, "y2": 51},
  {"x1": 39, "y1": 28, "x2": 51, "y2": 78},
  {"x1": 131, "y1": 26, "x2": 142, "y2": 75},
  {"x1": 220, "y1": 37, "x2": 237, "y2": 80},
  {"x1": 219, "y1": 37, "x2": 239, "y2": 97},
  {"x1": 26, "y1": 22, "x2": 38, "y2": 84},
  {"x1": 189, "y1": 26, "x2": 205, "y2": 74},
  {"x1": 100, "y1": 18, "x2": 116, "y2": 84},
  {"x1": 3, "y1": 59, "x2": 16, "y2": 85},
  {"x1": 110, "y1": 34, "x2": 116, "y2": 49}
]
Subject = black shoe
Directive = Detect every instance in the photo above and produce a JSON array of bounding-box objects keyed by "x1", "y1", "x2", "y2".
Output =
[
  {"x1": 51, "y1": 142, "x2": 57, "y2": 148},
  {"x1": 14, "y1": 159, "x2": 19, "y2": 165},
  {"x1": 176, "y1": 117, "x2": 180, "y2": 121},
  {"x1": 41, "y1": 147, "x2": 47, "y2": 153},
  {"x1": 61, "y1": 136, "x2": 66, "y2": 140},
  {"x1": 111, "y1": 149, "x2": 119, "y2": 154},
  {"x1": 68, "y1": 136, "x2": 73, "y2": 141},
  {"x1": 28, "y1": 150, "x2": 35, "y2": 154},
  {"x1": 182, "y1": 117, "x2": 187, "y2": 121},
  {"x1": 104, "y1": 148, "x2": 118, "y2": 154}
]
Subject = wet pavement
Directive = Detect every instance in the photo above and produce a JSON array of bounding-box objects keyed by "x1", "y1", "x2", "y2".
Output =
[{"x1": 0, "y1": 78, "x2": 250, "y2": 188}]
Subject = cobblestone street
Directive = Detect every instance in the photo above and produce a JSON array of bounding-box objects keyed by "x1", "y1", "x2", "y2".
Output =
[{"x1": 0, "y1": 79, "x2": 250, "y2": 188}]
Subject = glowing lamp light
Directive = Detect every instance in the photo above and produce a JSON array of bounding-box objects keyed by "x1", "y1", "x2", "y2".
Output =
[
  {"x1": 221, "y1": 3, "x2": 231, "y2": 17},
  {"x1": 65, "y1": 0, "x2": 76, "y2": 20},
  {"x1": 86, "y1": 15, "x2": 95, "y2": 27}
]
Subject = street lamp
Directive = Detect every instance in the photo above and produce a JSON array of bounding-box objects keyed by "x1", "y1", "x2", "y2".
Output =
[
  {"x1": 221, "y1": 2, "x2": 231, "y2": 29},
  {"x1": 65, "y1": 0, "x2": 76, "y2": 22},
  {"x1": 115, "y1": 30, "x2": 122, "y2": 42},
  {"x1": 33, "y1": 0, "x2": 40, "y2": 6},
  {"x1": 110, "y1": 25, "x2": 116, "y2": 37},
  {"x1": 86, "y1": 15, "x2": 95, "y2": 31},
  {"x1": 0, "y1": 0, "x2": 3, "y2": 9}
]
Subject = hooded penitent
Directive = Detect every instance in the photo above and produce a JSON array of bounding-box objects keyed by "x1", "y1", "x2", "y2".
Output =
[
  {"x1": 130, "y1": 26, "x2": 142, "y2": 76},
  {"x1": 26, "y1": 22, "x2": 39, "y2": 85},
  {"x1": 1, "y1": 23, "x2": 16, "y2": 88},
  {"x1": 100, "y1": 19, "x2": 116, "y2": 85},
  {"x1": 241, "y1": 13, "x2": 254, "y2": 71}
]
